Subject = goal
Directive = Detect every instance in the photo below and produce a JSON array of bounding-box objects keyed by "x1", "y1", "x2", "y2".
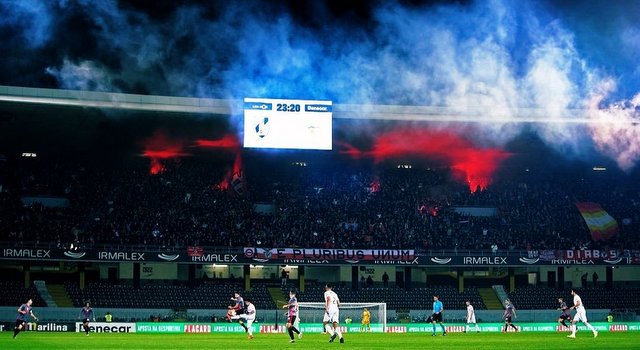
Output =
[{"x1": 297, "y1": 302, "x2": 387, "y2": 332}]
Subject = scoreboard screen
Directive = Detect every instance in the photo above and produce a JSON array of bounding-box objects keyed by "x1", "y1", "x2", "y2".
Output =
[{"x1": 243, "y1": 98, "x2": 332, "y2": 150}]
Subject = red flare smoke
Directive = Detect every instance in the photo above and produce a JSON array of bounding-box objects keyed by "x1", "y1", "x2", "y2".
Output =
[
  {"x1": 338, "y1": 127, "x2": 511, "y2": 192},
  {"x1": 194, "y1": 134, "x2": 240, "y2": 149},
  {"x1": 141, "y1": 131, "x2": 189, "y2": 175},
  {"x1": 217, "y1": 152, "x2": 245, "y2": 195}
]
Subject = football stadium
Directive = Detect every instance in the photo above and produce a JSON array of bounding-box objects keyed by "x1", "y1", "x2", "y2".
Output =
[{"x1": 1, "y1": 1, "x2": 640, "y2": 349}]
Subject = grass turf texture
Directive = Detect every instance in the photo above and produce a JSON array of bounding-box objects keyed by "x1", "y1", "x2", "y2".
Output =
[{"x1": 1, "y1": 332, "x2": 637, "y2": 350}]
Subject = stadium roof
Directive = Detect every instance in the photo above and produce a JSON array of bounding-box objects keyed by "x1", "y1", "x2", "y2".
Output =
[{"x1": 0, "y1": 85, "x2": 625, "y2": 124}]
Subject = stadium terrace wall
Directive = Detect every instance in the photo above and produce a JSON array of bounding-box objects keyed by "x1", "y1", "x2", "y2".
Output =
[{"x1": 2, "y1": 246, "x2": 640, "y2": 266}]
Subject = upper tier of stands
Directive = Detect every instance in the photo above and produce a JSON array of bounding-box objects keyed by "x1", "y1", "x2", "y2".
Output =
[{"x1": 2, "y1": 155, "x2": 638, "y2": 252}]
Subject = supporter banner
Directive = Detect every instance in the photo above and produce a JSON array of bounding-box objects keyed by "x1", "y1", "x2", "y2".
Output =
[
  {"x1": 524, "y1": 250, "x2": 640, "y2": 265},
  {"x1": 243, "y1": 247, "x2": 419, "y2": 265},
  {"x1": 75, "y1": 322, "x2": 135, "y2": 333}
]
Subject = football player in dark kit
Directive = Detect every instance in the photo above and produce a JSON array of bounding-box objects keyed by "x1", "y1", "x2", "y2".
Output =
[
  {"x1": 14, "y1": 298, "x2": 38, "y2": 339},
  {"x1": 282, "y1": 290, "x2": 302, "y2": 343},
  {"x1": 229, "y1": 292, "x2": 249, "y2": 332},
  {"x1": 502, "y1": 299, "x2": 518, "y2": 332},
  {"x1": 557, "y1": 297, "x2": 572, "y2": 329},
  {"x1": 79, "y1": 302, "x2": 96, "y2": 336}
]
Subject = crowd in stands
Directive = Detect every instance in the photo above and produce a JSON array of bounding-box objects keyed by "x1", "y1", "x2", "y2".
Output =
[{"x1": 1, "y1": 153, "x2": 640, "y2": 252}]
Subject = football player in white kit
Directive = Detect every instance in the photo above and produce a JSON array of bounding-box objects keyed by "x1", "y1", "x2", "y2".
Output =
[
  {"x1": 324, "y1": 283, "x2": 344, "y2": 343},
  {"x1": 232, "y1": 299, "x2": 256, "y2": 339},
  {"x1": 567, "y1": 289, "x2": 598, "y2": 339},
  {"x1": 244, "y1": 299, "x2": 256, "y2": 339},
  {"x1": 465, "y1": 300, "x2": 480, "y2": 333}
]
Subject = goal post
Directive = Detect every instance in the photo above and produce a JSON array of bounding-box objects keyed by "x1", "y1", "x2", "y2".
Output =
[{"x1": 297, "y1": 302, "x2": 387, "y2": 332}]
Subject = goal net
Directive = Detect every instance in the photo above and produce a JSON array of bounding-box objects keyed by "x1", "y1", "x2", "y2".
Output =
[{"x1": 297, "y1": 302, "x2": 387, "y2": 332}]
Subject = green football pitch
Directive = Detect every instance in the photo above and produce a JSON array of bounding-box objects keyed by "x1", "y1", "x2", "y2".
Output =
[{"x1": 1, "y1": 332, "x2": 638, "y2": 350}]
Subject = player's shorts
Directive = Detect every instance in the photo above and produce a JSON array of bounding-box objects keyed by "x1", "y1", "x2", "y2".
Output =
[
  {"x1": 504, "y1": 316, "x2": 512, "y2": 323},
  {"x1": 573, "y1": 308, "x2": 588, "y2": 323},
  {"x1": 324, "y1": 309, "x2": 340, "y2": 323},
  {"x1": 432, "y1": 313, "x2": 443, "y2": 323},
  {"x1": 362, "y1": 318, "x2": 370, "y2": 325},
  {"x1": 467, "y1": 316, "x2": 476, "y2": 324},
  {"x1": 559, "y1": 314, "x2": 571, "y2": 321},
  {"x1": 287, "y1": 315, "x2": 297, "y2": 325},
  {"x1": 15, "y1": 319, "x2": 26, "y2": 328},
  {"x1": 293, "y1": 315, "x2": 300, "y2": 328},
  {"x1": 82, "y1": 318, "x2": 91, "y2": 323}
]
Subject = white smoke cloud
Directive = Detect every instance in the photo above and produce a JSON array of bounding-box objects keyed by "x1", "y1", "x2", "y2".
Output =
[
  {"x1": 588, "y1": 80, "x2": 640, "y2": 170},
  {"x1": 45, "y1": 59, "x2": 115, "y2": 92}
]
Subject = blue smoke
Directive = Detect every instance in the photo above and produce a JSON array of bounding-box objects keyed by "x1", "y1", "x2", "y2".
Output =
[
  {"x1": 2, "y1": 0, "x2": 640, "y2": 167},
  {"x1": 0, "y1": 0, "x2": 55, "y2": 48}
]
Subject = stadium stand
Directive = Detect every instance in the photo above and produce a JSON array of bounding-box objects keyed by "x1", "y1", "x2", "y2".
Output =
[
  {"x1": 0, "y1": 281, "x2": 47, "y2": 307},
  {"x1": 508, "y1": 285, "x2": 640, "y2": 311},
  {"x1": 64, "y1": 281, "x2": 275, "y2": 310},
  {"x1": 2, "y1": 156, "x2": 639, "y2": 252}
]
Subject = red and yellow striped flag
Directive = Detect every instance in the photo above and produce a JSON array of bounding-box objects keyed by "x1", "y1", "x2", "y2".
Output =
[{"x1": 576, "y1": 202, "x2": 618, "y2": 241}]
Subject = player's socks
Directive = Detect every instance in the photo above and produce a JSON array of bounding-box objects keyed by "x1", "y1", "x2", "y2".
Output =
[
  {"x1": 561, "y1": 321, "x2": 568, "y2": 327},
  {"x1": 335, "y1": 328, "x2": 343, "y2": 339},
  {"x1": 291, "y1": 326, "x2": 300, "y2": 334},
  {"x1": 432, "y1": 323, "x2": 436, "y2": 334},
  {"x1": 510, "y1": 324, "x2": 517, "y2": 331},
  {"x1": 288, "y1": 328, "x2": 295, "y2": 340},
  {"x1": 325, "y1": 324, "x2": 334, "y2": 336},
  {"x1": 241, "y1": 323, "x2": 248, "y2": 331},
  {"x1": 585, "y1": 322, "x2": 596, "y2": 333},
  {"x1": 440, "y1": 324, "x2": 446, "y2": 333},
  {"x1": 13, "y1": 328, "x2": 20, "y2": 338}
]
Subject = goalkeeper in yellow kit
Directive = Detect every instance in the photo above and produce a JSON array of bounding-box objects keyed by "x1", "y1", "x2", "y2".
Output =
[{"x1": 360, "y1": 308, "x2": 371, "y2": 332}]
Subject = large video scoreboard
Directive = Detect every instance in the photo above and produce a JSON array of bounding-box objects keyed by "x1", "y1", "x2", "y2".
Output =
[{"x1": 243, "y1": 98, "x2": 332, "y2": 150}]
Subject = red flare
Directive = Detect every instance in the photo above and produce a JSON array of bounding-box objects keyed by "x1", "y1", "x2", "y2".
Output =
[
  {"x1": 140, "y1": 131, "x2": 189, "y2": 175},
  {"x1": 194, "y1": 134, "x2": 240, "y2": 149},
  {"x1": 217, "y1": 152, "x2": 245, "y2": 195},
  {"x1": 338, "y1": 127, "x2": 511, "y2": 192}
]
